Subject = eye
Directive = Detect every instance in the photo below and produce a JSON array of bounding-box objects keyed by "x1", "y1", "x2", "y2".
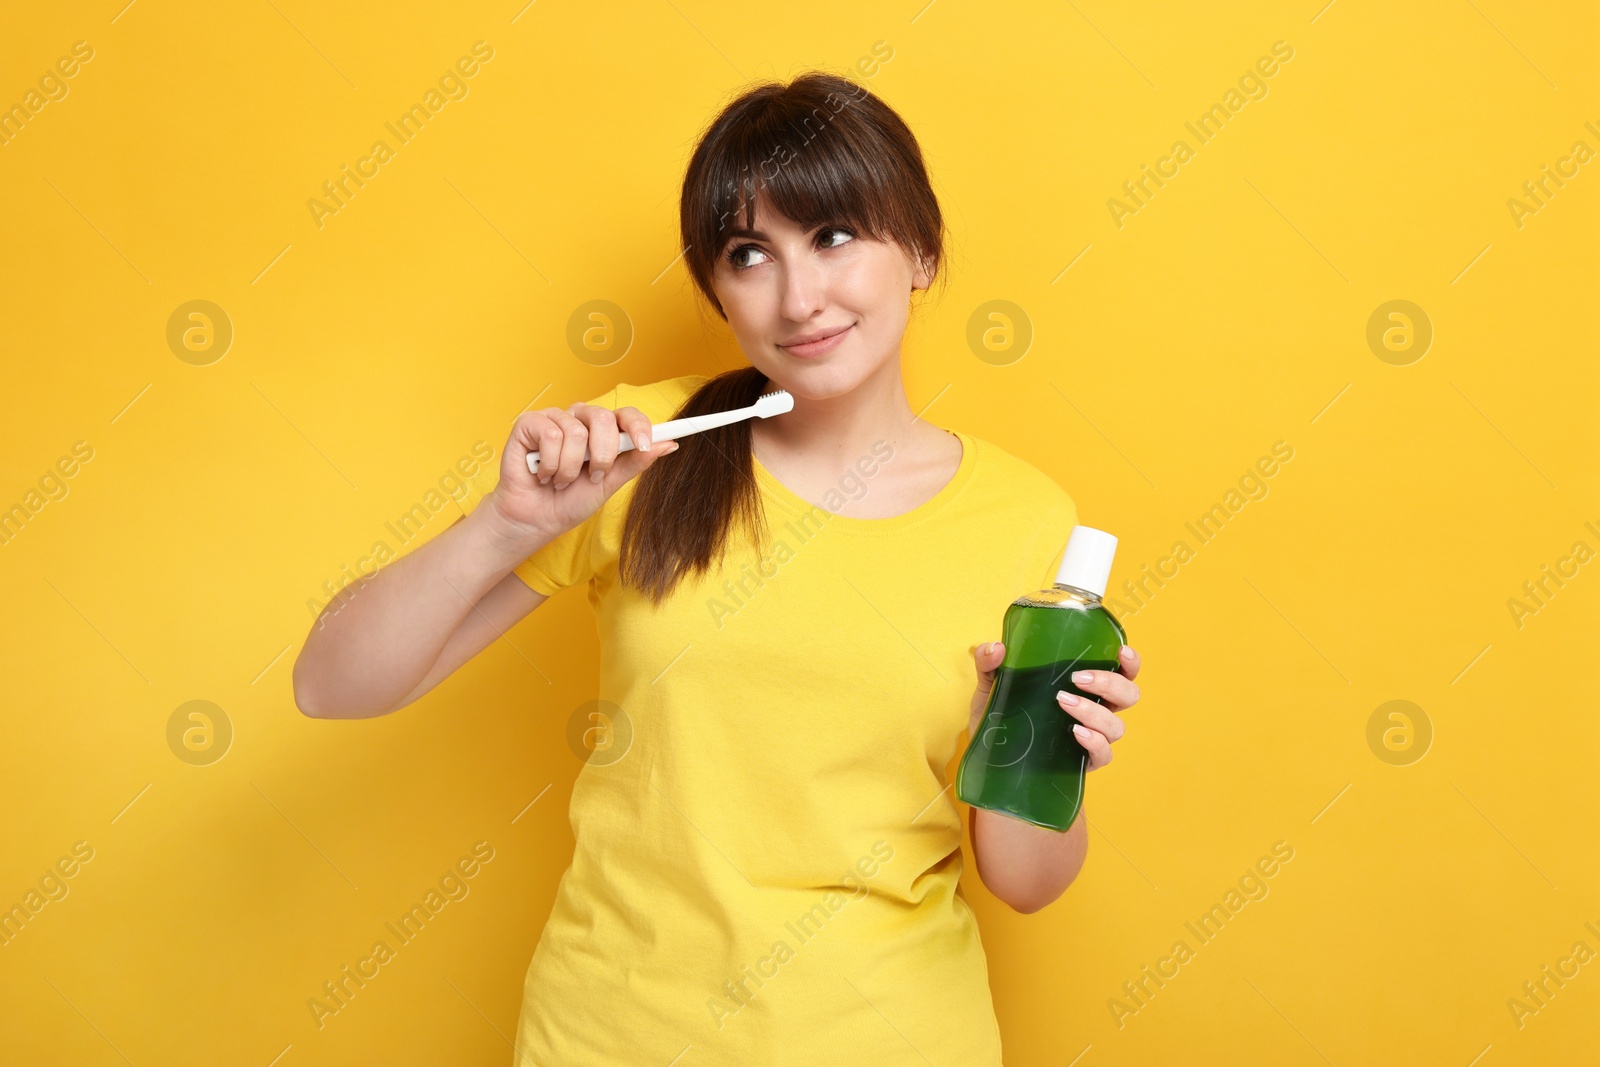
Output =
[
  {"x1": 725, "y1": 243, "x2": 770, "y2": 270},
  {"x1": 723, "y1": 225, "x2": 857, "y2": 271},
  {"x1": 817, "y1": 226, "x2": 855, "y2": 249}
]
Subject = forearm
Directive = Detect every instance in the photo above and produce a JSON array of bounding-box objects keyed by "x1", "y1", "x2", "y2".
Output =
[
  {"x1": 293, "y1": 501, "x2": 547, "y2": 718},
  {"x1": 969, "y1": 803, "x2": 1088, "y2": 914}
]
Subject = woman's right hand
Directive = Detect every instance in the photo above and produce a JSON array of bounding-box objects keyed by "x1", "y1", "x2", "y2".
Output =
[{"x1": 485, "y1": 401, "x2": 679, "y2": 542}]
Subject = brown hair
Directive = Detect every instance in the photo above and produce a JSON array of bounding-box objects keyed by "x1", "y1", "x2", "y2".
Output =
[{"x1": 617, "y1": 71, "x2": 948, "y2": 605}]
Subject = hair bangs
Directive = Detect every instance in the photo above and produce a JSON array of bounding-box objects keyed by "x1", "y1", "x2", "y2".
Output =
[{"x1": 707, "y1": 100, "x2": 899, "y2": 255}]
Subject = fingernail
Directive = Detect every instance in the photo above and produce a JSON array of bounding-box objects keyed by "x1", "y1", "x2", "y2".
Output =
[
  {"x1": 1075, "y1": 671, "x2": 1094, "y2": 684},
  {"x1": 1072, "y1": 724, "x2": 1091, "y2": 739},
  {"x1": 1120, "y1": 646, "x2": 1134, "y2": 659},
  {"x1": 636, "y1": 432, "x2": 651, "y2": 453},
  {"x1": 1057, "y1": 690, "x2": 1079, "y2": 706},
  {"x1": 590, "y1": 468, "x2": 605, "y2": 482}
]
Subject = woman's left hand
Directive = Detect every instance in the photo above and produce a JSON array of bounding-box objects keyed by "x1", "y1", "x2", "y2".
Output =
[
  {"x1": 969, "y1": 642, "x2": 1143, "y2": 771},
  {"x1": 1057, "y1": 645, "x2": 1142, "y2": 770}
]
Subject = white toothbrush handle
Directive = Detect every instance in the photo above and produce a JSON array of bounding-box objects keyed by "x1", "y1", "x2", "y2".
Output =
[{"x1": 524, "y1": 396, "x2": 785, "y2": 474}]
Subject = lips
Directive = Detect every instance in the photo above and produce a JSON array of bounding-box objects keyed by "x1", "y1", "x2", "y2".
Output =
[{"x1": 779, "y1": 323, "x2": 853, "y2": 357}]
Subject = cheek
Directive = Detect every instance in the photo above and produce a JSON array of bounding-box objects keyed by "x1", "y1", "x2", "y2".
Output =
[
  {"x1": 724, "y1": 301, "x2": 787, "y2": 363},
  {"x1": 832, "y1": 259, "x2": 896, "y2": 316},
  {"x1": 726, "y1": 296, "x2": 773, "y2": 342},
  {"x1": 713, "y1": 283, "x2": 764, "y2": 335},
  {"x1": 839, "y1": 265, "x2": 909, "y2": 338},
  {"x1": 837, "y1": 250, "x2": 909, "y2": 312}
]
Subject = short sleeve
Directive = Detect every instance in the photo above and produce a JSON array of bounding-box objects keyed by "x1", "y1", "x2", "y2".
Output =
[{"x1": 451, "y1": 384, "x2": 622, "y2": 597}]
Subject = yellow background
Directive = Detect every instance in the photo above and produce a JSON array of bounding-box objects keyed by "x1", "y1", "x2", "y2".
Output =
[{"x1": 2, "y1": 1, "x2": 1595, "y2": 1064}]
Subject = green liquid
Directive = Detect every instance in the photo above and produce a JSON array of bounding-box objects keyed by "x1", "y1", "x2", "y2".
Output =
[{"x1": 956, "y1": 595, "x2": 1126, "y2": 832}]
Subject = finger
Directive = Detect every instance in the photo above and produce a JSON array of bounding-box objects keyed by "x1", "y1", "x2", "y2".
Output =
[
  {"x1": 967, "y1": 640, "x2": 1004, "y2": 734},
  {"x1": 510, "y1": 410, "x2": 557, "y2": 486},
  {"x1": 577, "y1": 404, "x2": 621, "y2": 484},
  {"x1": 969, "y1": 641, "x2": 1003, "y2": 702},
  {"x1": 1119, "y1": 644, "x2": 1141, "y2": 681},
  {"x1": 1071, "y1": 723, "x2": 1113, "y2": 770},
  {"x1": 550, "y1": 411, "x2": 590, "y2": 490},
  {"x1": 971, "y1": 640, "x2": 1005, "y2": 682},
  {"x1": 1057, "y1": 690, "x2": 1125, "y2": 742},
  {"x1": 613, "y1": 406, "x2": 655, "y2": 455},
  {"x1": 600, "y1": 433, "x2": 678, "y2": 492},
  {"x1": 530, "y1": 411, "x2": 570, "y2": 484},
  {"x1": 1069, "y1": 667, "x2": 1141, "y2": 713}
]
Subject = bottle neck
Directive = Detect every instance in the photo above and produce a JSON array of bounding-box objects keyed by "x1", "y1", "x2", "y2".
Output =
[{"x1": 1054, "y1": 581, "x2": 1104, "y2": 604}]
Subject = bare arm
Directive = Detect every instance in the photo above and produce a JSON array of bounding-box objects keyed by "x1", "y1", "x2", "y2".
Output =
[
  {"x1": 292, "y1": 399, "x2": 676, "y2": 719},
  {"x1": 970, "y1": 802, "x2": 1090, "y2": 915},
  {"x1": 292, "y1": 505, "x2": 551, "y2": 718},
  {"x1": 382, "y1": 551, "x2": 550, "y2": 712}
]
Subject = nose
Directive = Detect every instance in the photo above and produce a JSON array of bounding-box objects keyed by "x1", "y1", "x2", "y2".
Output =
[{"x1": 778, "y1": 253, "x2": 826, "y2": 323}]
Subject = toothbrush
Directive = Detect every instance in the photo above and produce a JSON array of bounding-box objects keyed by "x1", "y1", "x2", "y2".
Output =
[{"x1": 527, "y1": 388, "x2": 795, "y2": 474}]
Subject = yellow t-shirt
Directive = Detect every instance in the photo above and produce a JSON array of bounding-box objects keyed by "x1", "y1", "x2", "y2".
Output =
[{"x1": 451, "y1": 374, "x2": 1079, "y2": 1066}]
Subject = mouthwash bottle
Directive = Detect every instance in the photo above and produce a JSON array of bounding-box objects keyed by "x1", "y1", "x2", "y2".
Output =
[{"x1": 956, "y1": 526, "x2": 1126, "y2": 832}]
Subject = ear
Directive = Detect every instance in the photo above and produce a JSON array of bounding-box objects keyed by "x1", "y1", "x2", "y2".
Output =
[{"x1": 911, "y1": 252, "x2": 933, "y2": 292}]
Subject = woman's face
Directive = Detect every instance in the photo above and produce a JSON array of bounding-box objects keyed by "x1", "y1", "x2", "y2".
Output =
[{"x1": 709, "y1": 194, "x2": 930, "y2": 400}]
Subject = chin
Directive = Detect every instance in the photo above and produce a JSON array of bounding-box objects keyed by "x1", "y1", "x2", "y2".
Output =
[{"x1": 762, "y1": 359, "x2": 880, "y2": 401}]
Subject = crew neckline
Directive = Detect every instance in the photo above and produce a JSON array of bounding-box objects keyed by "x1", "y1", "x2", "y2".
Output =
[{"x1": 751, "y1": 428, "x2": 977, "y2": 533}]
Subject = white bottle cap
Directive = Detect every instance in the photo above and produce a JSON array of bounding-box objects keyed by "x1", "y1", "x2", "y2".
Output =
[{"x1": 1054, "y1": 525, "x2": 1118, "y2": 597}]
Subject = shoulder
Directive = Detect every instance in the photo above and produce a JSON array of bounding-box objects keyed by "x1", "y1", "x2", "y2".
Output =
[
  {"x1": 959, "y1": 430, "x2": 1083, "y2": 587},
  {"x1": 610, "y1": 374, "x2": 711, "y2": 420},
  {"x1": 961, "y1": 429, "x2": 1077, "y2": 522}
]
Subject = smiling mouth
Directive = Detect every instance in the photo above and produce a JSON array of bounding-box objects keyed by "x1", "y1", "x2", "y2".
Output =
[{"x1": 779, "y1": 324, "x2": 853, "y2": 354}]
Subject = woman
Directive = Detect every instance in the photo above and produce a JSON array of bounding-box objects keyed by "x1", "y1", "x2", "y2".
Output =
[{"x1": 294, "y1": 71, "x2": 1143, "y2": 1065}]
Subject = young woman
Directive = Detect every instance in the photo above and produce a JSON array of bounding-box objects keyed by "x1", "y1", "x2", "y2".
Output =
[{"x1": 294, "y1": 71, "x2": 1143, "y2": 1065}]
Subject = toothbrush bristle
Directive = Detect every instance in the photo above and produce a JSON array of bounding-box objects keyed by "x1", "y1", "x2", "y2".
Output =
[{"x1": 754, "y1": 388, "x2": 794, "y2": 416}]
